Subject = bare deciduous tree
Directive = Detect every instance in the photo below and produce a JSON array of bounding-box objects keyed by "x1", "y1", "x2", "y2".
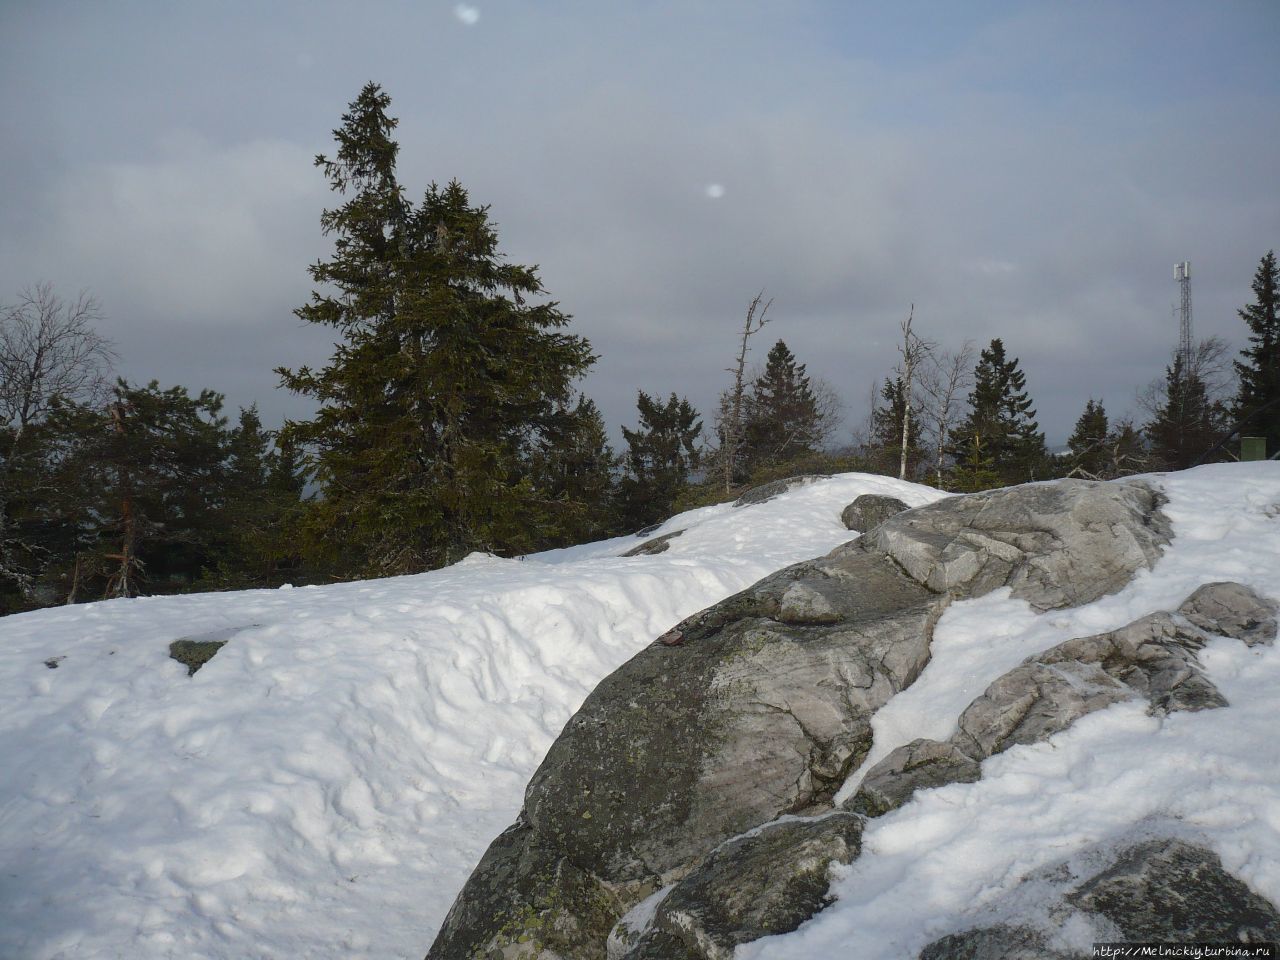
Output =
[
  {"x1": 917, "y1": 341, "x2": 974, "y2": 489},
  {"x1": 895, "y1": 305, "x2": 934, "y2": 480},
  {"x1": 0, "y1": 283, "x2": 115, "y2": 602}
]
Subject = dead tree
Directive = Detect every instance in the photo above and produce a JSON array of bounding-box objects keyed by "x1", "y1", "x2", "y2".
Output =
[
  {"x1": 895, "y1": 305, "x2": 934, "y2": 481},
  {"x1": 917, "y1": 341, "x2": 974, "y2": 489},
  {"x1": 718, "y1": 291, "x2": 773, "y2": 493}
]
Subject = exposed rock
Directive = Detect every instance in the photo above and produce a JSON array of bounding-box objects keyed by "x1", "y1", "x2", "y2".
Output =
[
  {"x1": 427, "y1": 819, "x2": 625, "y2": 960},
  {"x1": 840, "y1": 494, "x2": 909, "y2": 531},
  {"x1": 919, "y1": 837, "x2": 1280, "y2": 957},
  {"x1": 620, "y1": 813, "x2": 863, "y2": 960},
  {"x1": 919, "y1": 926, "x2": 1074, "y2": 960},
  {"x1": 621, "y1": 529, "x2": 685, "y2": 557},
  {"x1": 1034, "y1": 612, "x2": 1228, "y2": 715},
  {"x1": 732, "y1": 475, "x2": 828, "y2": 507},
  {"x1": 863, "y1": 479, "x2": 1169, "y2": 611},
  {"x1": 1067, "y1": 838, "x2": 1280, "y2": 943},
  {"x1": 429, "y1": 480, "x2": 1176, "y2": 959},
  {"x1": 431, "y1": 550, "x2": 944, "y2": 959},
  {"x1": 1178, "y1": 580, "x2": 1278, "y2": 646},
  {"x1": 847, "y1": 588, "x2": 1262, "y2": 817},
  {"x1": 168, "y1": 639, "x2": 227, "y2": 676},
  {"x1": 849, "y1": 739, "x2": 981, "y2": 818}
]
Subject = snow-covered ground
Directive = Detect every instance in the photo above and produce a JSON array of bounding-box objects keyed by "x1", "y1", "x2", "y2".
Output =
[
  {"x1": 0, "y1": 473, "x2": 941, "y2": 960},
  {"x1": 750, "y1": 462, "x2": 1280, "y2": 959}
]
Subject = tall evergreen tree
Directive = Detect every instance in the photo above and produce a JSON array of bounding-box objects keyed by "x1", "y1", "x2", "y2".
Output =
[
  {"x1": 1066, "y1": 398, "x2": 1109, "y2": 478},
  {"x1": 740, "y1": 340, "x2": 822, "y2": 475},
  {"x1": 950, "y1": 338, "x2": 1046, "y2": 486},
  {"x1": 616, "y1": 392, "x2": 701, "y2": 530},
  {"x1": 1233, "y1": 250, "x2": 1280, "y2": 455},
  {"x1": 206, "y1": 406, "x2": 305, "y2": 588},
  {"x1": 529, "y1": 395, "x2": 616, "y2": 545},
  {"x1": 46, "y1": 380, "x2": 229, "y2": 599},
  {"x1": 1146, "y1": 353, "x2": 1227, "y2": 470},
  {"x1": 278, "y1": 84, "x2": 594, "y2": 575}
]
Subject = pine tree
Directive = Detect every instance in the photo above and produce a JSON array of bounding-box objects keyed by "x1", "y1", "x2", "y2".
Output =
[
  {"x1": 950, "y1": 338, "x2": 1046, "y2": 487},
  {"x1": 740, "y1": 340, "x2": 822, "y2": 475},
  {"x1": 1146, "y1": 354, "x2": 1227, "y2": 470},
  {"x1": 278, "y1": 84, "x2": 594, "y2": 575},
  {"x1": 616, "y1": 392, "x2": 701, "y2": 530},
  {"x1": 1233, "y1": 250, "x2": 1280, "y2": 455},
  {"x1": 1066, "y1": 398, "x2": 1109, "y2": 478}
]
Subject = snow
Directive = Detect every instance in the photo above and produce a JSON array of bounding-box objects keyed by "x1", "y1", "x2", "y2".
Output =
[
  {"x1": 0, "y1": 473, "x2": 941, "y2": 960},
  {"x1": 745, "y1": 462, "x2": 1280, "y2": 959},
  {"x1": 4, "y1": 464, "x2": 1278, "y2": 960}
]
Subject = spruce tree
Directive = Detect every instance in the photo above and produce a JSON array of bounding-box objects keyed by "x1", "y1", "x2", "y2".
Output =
[
  {"x1": 279, "y1": 84, "x2": 594, "y2": 574},
  {"x1": 950, "y1": 338, "x2": 1046, "y2": 486},
  {"x1": 1066, "y1": 398, "x2": 1109, "y2": 478},
  {"x1": 616, "y1": 392, "x2": 701, "y2": 530},
  {"x1": 1146, "y1": 354, "x2": 1227, "y2": 470},
  {"x1": 740, "y1": 340, "x2": 822, "y2": 475},
  {"x1": 530, "y1": 395, "x2": 616, "y2": 545},
  {"x1": 47, "y1": 380, "x2": 229, "y2": 599},
  {"x1": 1233, "y1": 250, "x2": 1280, "y2": 455}
]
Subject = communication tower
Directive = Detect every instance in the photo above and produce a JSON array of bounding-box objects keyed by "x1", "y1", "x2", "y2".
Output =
[{"x1": 1174, "y1": 261, "x2": 1193, "y2": 370}]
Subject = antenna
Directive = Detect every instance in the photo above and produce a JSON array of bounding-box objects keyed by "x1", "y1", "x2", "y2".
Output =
[{"x1": 1174, "y1": 261, "x2": 1193, "y2": 370}]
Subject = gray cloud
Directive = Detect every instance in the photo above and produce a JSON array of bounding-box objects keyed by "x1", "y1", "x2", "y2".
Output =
[{"x1": 1, "y1": 0, "x2": 1277, "y2": 448}]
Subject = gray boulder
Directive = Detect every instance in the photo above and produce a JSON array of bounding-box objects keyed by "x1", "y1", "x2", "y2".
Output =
[
  {"x1": 621, "y1": 529, "x2": 684, "y2": 557},
  {"x1": 863, "y1": 479, "x2": 1169, "y2": 610},
  {"x1": 619, "y1": 813, "x2": 864, "y2": 960},
  {"x1": 840, "y1": 493, "x2": 909, "y2": 531},
  {"x1": 1178, "y1": 580, "x2": 1278, "y2": 646},
  {"x1": 429, "y1": 480, "x2": 1174, "y2": 959}
]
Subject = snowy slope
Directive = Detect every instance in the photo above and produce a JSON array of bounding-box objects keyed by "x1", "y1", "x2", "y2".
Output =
[
  {"x1": 0, "y1": 473, "x2": 941, "y2": 960},
  {"x1": 745, "y1": 462, "x2": 1280, "y2": 959}
]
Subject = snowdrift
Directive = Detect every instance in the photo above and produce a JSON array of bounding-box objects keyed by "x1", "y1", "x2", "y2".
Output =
[{"x1": 0, "y1": 473, "x2": 939, "y2": 960}]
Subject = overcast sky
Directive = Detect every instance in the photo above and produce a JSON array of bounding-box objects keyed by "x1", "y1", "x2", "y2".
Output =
[{"x1": 2, "y1": 0, "x2": 1277, "y2": 446}]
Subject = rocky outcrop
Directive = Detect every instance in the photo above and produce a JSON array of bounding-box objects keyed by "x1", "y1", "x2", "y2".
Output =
[
  {"x1": 621, "y1": 529, "x2": 684, "y2": 557},
  {"x1": 732, "y1": 475, "x2": 828, "y2": 507},
  {"x1": 840, "y1": 493, "x2": 909, "y2": 531},
  {"x1": 615, "y1": 813, "x2": 863, "y2": 960},
  {"x1": 428, "y1": 480, "x2": 1175, "y2": 960},
  {"x1": 1066, "y1": 838, "x2": 1280, "y2": 943},
  {"x1": 864, "y1": 479, "x2": 1169, "y2": 611},
  {"x1": 919, "y1": 837, "x2": 1280, "y2": 957},
  {"x1": 919, "y1": 926, "x2": 1073, "y2": 960},
  {"x1": 849, "y1": 581, "x2": 1277, "y2": 818}
]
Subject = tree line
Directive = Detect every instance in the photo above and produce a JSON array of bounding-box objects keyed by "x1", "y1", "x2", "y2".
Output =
[{"x1": 2, "y1": 83, "x2": 1276, "y2": 614}]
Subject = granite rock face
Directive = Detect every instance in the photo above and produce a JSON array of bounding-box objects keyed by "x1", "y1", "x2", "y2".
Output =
[{"x1": 428, "y1": 480, "x2": 1177, "y2": 960}]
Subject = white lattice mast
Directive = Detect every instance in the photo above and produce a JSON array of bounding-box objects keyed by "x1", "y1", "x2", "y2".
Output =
[{"x1": 1174, "y1": 261, "x2": 1193, "y2": 370}]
